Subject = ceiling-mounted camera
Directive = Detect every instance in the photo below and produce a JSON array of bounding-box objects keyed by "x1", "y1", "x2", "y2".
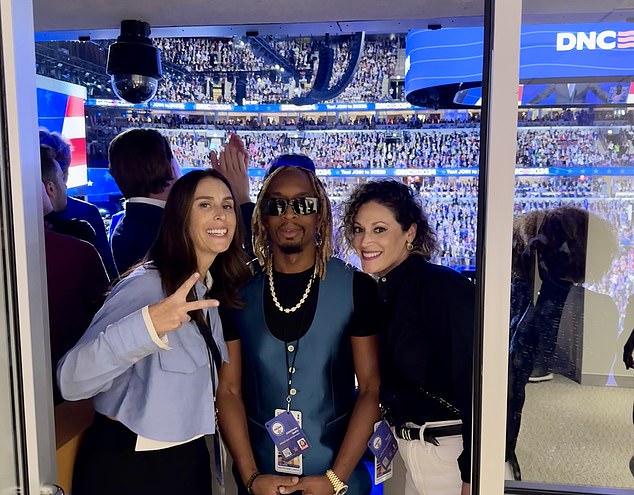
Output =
[{"x1": 106, "y1": 20, "x2": 162, "y2": 104}]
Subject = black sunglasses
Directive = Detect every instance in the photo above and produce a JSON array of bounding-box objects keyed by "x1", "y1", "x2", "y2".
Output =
[{"x1": 261, "y1": 197, "x2": 319, "y2": 216}]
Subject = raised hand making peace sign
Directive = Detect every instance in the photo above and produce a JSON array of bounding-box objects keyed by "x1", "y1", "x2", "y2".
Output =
[
  {"x1": 148, "y1": 272, "x2": 220, "y2": 337},
  {"x1": 56, "y1": 168, "x2": 252, "y2": 495}
]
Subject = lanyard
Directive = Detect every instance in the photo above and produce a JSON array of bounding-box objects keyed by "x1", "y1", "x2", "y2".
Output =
[
  {"x1": 200, "y1": 313, "x2": 225, "y2": 486},
  {"x1": 195, "y1": 310, "x2": 222, "y2": 396},
  {"x1": 202, "y1": 314, "x2": 222, "y2": 373},
  {"x1": 188, "y1": 283, "x2": 223, "y2": 374},
  {"x1": 284, "y1": 338, "x2": 300, "y2": 412}
]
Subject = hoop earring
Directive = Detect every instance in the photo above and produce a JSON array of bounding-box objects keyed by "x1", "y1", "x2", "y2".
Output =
[{"x1": 406, "y1": 241, "x2": 413, "y2": 252}]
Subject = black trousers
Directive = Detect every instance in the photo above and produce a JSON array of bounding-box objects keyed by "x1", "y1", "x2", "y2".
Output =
[{"x1": 72, "y1": 413, "x2": 212, "y2": 495}]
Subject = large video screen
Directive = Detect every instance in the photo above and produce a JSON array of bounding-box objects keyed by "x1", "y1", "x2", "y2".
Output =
[
  {"x1": 405, "y1": 23, "x2": 634, "y2": 107},
  {"x1": 453, "y1": 81, "x2": 634, "y2": 107},
  {"x1": 36, "y1": 75, "x2": 88, "y2": 191}
]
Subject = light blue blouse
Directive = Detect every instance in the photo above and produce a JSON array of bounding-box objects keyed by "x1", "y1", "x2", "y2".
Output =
[{"x1": 57, "y1": 265, "x2": 228, "y2": 442}]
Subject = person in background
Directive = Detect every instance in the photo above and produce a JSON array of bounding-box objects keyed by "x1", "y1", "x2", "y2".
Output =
[
  {"x1": 109, "y1": 130, "x2": 252, "y2": 274},
  {"x1": 342, "y1": 180, "x2": 474, "y2": 495},
  {"x1": 57, "y1": 168, "x2": 251, "y2": 495},
  {"x1": 40, "y1": 141, "x2": 96, "y2": 246},
  {"x1": 40, "y1": 145, "x2": 109, "y2": 405},
  {"x1": 217, "y1": 154, "x2": 380, "y2": 495},
  {"x1": 108, "y1": 209, "x2": 125, "y2": 241},
  {"x1": 527, "y1": 83, "x2": 609, "y2": 106},
  {"x1": 40, "y1": 129, "x2": 118, "y2": 280},
  {"x1": 507, "y1": 206, "x2": 619, "y2": 480},
  {"x1": 505, "y1": 209, "x2": 545, "y2": 480},
  {"x1": 108, "y1": 128, "x2": 182, "y2": 274}
]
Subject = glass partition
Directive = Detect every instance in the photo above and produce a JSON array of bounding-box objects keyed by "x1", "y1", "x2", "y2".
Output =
[
  {"x1": 36, "y1": 12, "x2": 488, "y2": 494},
  {"x1": 0, "y1": 13, "x2": 26, "y2": 495},
  {"x1": 505, "y1": 4, "x2": 634, "y2": 491}
]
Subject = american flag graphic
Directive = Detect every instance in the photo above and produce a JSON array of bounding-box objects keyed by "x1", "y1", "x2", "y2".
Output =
[
  {"x1": 62, "y1": 93, "x2": 88, "y2": 180},
  {"x1": 617, "y1": 30, "x2": 634, "y2": 48},
  {"x1": 37, "y1": 75, "x2": 88, "y2": 189}
]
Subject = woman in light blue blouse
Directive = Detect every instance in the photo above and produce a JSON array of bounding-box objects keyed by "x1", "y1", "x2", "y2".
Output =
[{"x1": 58, "y1": 168, "x2": 251, "y2": 495}]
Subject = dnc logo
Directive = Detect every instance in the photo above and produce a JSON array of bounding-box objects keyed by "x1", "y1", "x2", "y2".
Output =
[{"x1": 556, "y1": 30, "x2": 634, "y2": 51}]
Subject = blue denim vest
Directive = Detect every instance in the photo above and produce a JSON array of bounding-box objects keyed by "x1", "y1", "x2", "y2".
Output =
[{"x1": 234, "y1": 258, "x2": 371, "y2": 494}]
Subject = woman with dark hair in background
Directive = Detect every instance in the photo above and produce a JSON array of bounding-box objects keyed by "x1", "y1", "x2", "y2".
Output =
[
  {"x1": 57, "y1": 169, "x2": 251, "y2": 495},
  {"x1": 507, "y1": 206, "x2": 619, "y2": 479},
  {"x1": 505, "y1": 209, "x2": 546, "y2": 480},
  {"x1": 342, "y1": 180, "x2": 474, "y2": 495}
]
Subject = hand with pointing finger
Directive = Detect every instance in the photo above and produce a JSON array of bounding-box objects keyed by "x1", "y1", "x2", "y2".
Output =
[{"x1": 148, "y1": 273, "x2": 219, "y2": 337}]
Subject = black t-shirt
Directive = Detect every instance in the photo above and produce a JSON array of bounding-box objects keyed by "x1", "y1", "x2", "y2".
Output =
[{"x1": 222, "y1": 265, "x2": 378, "y2": 342}]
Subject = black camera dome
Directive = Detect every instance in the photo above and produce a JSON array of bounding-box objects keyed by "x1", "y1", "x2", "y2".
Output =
[{"x1": 106, "y1": 20, "x2": 162, "y2": 104}]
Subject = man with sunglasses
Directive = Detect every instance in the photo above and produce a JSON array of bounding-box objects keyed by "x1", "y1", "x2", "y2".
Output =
[{"x1": 217, "y1": 154, "x2": 381, "y2": 495}]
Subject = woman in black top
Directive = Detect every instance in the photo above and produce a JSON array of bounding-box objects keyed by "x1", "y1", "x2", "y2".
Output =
[{"x1": 342, "y1": 180, "x2": 474, "y2": 495}]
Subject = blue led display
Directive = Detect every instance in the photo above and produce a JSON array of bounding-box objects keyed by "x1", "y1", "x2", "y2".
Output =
[{"x1": 405, "y1": 22, "x2": 634, "y2": 107}]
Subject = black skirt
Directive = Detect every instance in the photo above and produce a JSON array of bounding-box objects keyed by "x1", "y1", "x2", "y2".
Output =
[{"x1": 72, "y1": 413, "x2": 212, "y2": 495}]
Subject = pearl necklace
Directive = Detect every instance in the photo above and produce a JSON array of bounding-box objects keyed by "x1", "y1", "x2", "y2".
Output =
[{"x1": 268, "y1": 261, "x2": 317, "y2": 314}]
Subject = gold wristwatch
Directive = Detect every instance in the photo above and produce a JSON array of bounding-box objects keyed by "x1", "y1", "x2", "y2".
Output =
[{"x1": 326, "y1": 469, "x2": 348, "y2": 495}]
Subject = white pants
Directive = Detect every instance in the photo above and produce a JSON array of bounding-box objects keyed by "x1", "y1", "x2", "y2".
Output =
[{"x1": 395, "y1": 420, "x2": 464, "y2": 495}]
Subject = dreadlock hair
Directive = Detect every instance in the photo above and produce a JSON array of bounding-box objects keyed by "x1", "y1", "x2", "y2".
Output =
[{"x1": 252, "y1": 166, "x2": 333, "y2": 279}]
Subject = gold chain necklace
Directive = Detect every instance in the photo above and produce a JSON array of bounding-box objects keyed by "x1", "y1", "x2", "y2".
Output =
[{"x1": 267, "y1": 260, "x2": 317, "y2": 314}]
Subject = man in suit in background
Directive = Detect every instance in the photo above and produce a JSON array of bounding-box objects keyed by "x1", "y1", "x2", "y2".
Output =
[
  {"x1": 109, "y1": 130, "x2": 253, "y2": 274},
  {"x1": 108, "y1": 128, "x2": 181, "y2": 274},
  {"x1": 40, "y1": 145, "x2": 110, "y2": 404},
  {"x1": 40, "y1": 129, "x2": 118, "y2": 280},
  {"x1": 528, "y1": 82, "x2": 609, "y2": 105}
]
